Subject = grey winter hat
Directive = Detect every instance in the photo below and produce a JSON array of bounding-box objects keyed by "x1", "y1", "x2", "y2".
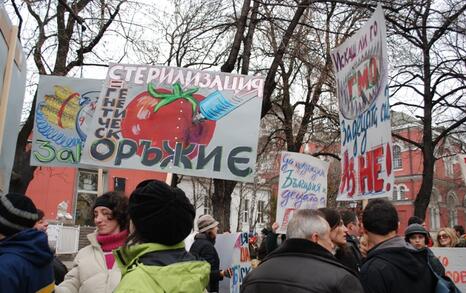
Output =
[
  {"x1": 404, "y1": 223, "x2": 429, "y2": 237},
  {"x1": 0, "y1": 193, "x2": 38, "y2": 236},
  {"x1": 197, "y1": 214, "x2": 219, "y2": 233}
]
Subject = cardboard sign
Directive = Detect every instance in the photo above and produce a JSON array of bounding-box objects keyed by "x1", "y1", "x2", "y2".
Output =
[
  {"x1": 430, "y1": 248, "x2": 466, "y2": 292},
  {"x1": 81, "y1": 64, "x2": 264, "y2": 182},
  {"x1": 331, "y1": 5, "x2": 394, "y2": 201},
  {"x1": 276, "y1": 152, "x2": 329, "y2": 234},
  {"x1": 215, "y1": 232, "x2": 252, "y2": 293},
  {"x1": 0, "y1": 5, "x2": 26, "y2": 192},
  {"x1": 31, "y1": 76, "x2": 103, "y2": 166}
]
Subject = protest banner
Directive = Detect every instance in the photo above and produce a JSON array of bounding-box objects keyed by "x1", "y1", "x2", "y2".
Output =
[
  {"x1": 430, "y1": 248, "x2": 466, "y2": 292},
  {"x1": 0, "y1": 4, "x2": 27, "y2": 193},
  {"x1": 215, "y1": 232, "x2": 252, "y2": 293},
  {"x1": 31, "y1": 75, "x2": 103, "y2": 167},
  {"x1": 80, "y1": 64, "x2": 264, "y2": 182},
  {"x1": 331, "y1": 5, "x2": 394, "y2": 201},
  {"x1": 276, "y1": 151, "x2": 329, "y2": 234},
  {"x1": 458, "y1": 154, "x2": 466, "y2": 185}
]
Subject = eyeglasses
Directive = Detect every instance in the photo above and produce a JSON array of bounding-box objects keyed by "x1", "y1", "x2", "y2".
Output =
[{"x1": 438, "y1": 234, "x2": 450, "y2": 239}]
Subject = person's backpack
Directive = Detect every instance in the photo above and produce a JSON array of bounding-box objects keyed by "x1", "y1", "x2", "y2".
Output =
[{"x1": 427, "y1": 255, "x2": 461, "y2": 293}]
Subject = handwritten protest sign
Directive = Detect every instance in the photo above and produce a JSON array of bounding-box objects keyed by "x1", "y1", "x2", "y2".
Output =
[
  {"x1": 215, "y1": 232, "x2": 251, "y2": 293},
  {"x1": 31, "y1": 76, "x2": 103, "y2": 166},
  {"x1": 276, "y1": 152, "x2": 329, "y2": 234},
  {"x1": 80, "y1": 64, "x2": 264, "y2": 182},
  {"x1": 230, "y1": 232, "x2": 252, "y2": 293},
  {"x1": 430, "y1": 248, "x2": 466, "y2": 292},
  {"x1": 331, "y1": 5, "x2": 394, "y2": 201}
]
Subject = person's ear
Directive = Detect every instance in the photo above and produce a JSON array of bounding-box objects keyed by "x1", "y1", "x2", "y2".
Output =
[{"x1": 310, "y1": 233, "x2": 319, "y2": 243}]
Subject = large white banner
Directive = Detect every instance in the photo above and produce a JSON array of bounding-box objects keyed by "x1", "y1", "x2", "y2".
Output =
[
  {"x1": 458, "y1": 154, "x2": 466, "y2": 185},
  {"x1": 430, "y1": 248, "x2": 466, "y2": 292},
  {"x1": 331, "y1": 5, "x2": 394, "y2": 201},
  {"x1": 276, "y1": 152, "x2": 329, "y2": 234},
  {"x1": 31, "y1": 76, "x2": 103, "y2": 166},
  {"x1": 81, "y1": 64, "x2": 264, "y2": 182}
]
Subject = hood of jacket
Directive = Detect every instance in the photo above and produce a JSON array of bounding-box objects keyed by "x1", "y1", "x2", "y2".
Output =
[
  {"x1": 114, "y1": 242, "x2": 210, "y2": 293},
  {"x1": 366, "y1": 236, "x2": 428, "y2": 280},
  {"x1": 0, "y1": 228, "x2": 53, "y2": 267},
  {"x1": 114, "y1": 241, "x2": 188, "y2": 274}
]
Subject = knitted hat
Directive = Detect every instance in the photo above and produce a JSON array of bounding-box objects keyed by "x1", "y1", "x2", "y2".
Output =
[
  {"x1": 129, "y1": 180, "x2": 195, "y2": 245},
  {"x1": 93, "y1": 195, "x2": 115, "y2": 211},
  {"x1": 197, "y1": 214, "x2": 219, "y2": 233},
  {"x1": 0, "y1": 193, "x2": 38, "y2": 236},
  {"x1": 404, "y1": 223, "x2": 429, "y2": 237}
]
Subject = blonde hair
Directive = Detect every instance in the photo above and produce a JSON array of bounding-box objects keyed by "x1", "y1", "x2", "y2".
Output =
[{"x1": 437, "y1": 227, "x2": 459, "y2": 247}]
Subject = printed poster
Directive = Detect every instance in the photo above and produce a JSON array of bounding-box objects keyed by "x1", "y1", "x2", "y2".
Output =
[
  {"x1": 276, "y1": 151, "x2": 329, "y2": 234},
  {"x1": 31, "y1": 76, "x2": 103, "y2": 166},
  {"x1": 80, "y1": 64, "x2": 264, "y2": 182},
  {"x1": 331, "y1": 5, "x2": 394, "y2": 201}
]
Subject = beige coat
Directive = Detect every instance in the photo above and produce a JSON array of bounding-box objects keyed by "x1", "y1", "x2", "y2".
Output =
[{"x1": 55, "y1": 232, "x2": 121, "y2": 293}]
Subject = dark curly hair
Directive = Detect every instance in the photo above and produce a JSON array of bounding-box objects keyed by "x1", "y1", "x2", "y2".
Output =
[{"x1": 93, "y1": 192, "x2": 129, "y2": 230}]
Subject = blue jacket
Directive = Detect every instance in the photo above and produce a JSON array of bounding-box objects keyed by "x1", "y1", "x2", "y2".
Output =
[{"x1": 0, "y1": 228, "x2": 55, "y2": 292}]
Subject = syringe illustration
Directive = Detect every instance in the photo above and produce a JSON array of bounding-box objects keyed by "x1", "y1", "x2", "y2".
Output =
[
  {"x1": 194, "y1": 88, "x2": 258, "y2": 122},
  {"x1": 147, "y1": 82, "x2": 258, "y2": 123}
]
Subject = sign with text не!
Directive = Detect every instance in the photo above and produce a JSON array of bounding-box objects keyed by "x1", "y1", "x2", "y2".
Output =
[
  {"x1": 332, "y1": 5, "x2": 394, "y2": 201},
  {"x1": 80, "y1": 64, "x2": 264, "y2": 182},
  {"x1": 276, "y1": 151, "x2": 329, "y2": 234},
  {"x1": 31, "y1": 75, "x2": 103, "y2": 167}
]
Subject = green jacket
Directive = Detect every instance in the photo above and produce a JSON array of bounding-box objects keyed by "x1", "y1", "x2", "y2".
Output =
[{"x1": 113, "y1": 242, "x2": 210, "y2": 293}]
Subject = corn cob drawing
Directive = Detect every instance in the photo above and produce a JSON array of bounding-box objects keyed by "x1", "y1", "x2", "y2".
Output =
[{"x1": 36, "y1": 85, "x2": 82, "y2": 147}]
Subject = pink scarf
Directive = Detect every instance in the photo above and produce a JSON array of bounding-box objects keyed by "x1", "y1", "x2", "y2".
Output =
[{"x1": 96, "y1": 230, "x2": 128, "y2": 269}]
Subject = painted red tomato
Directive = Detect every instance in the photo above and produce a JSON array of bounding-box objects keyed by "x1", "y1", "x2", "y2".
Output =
[{"x1": 120, "y1": 85, "x2": 216, "y2": 160}]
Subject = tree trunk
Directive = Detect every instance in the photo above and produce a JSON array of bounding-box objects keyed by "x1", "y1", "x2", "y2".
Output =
[
  {"x1": 414, "y1": 43, "x2": 434, "y2": 220},
  {"x1": 212, "y1": 179, "x2": 236, "y2": 232}
]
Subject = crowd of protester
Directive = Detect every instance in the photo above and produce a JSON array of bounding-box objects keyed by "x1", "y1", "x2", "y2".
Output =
[{"x1": 0, "y1": 184, "x2": 464, "y2": 292}]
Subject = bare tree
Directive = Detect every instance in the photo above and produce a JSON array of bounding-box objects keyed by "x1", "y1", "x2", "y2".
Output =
[
  {"x1": 387, "y1": 0, "x2": 466, "y2": 219},
  {"x1": 9, "y1": 0, "x2": 137, "y2": 193}
]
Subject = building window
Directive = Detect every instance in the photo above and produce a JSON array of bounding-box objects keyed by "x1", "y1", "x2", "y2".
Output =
[
  {"x1": 429, "y1": 189, "x2": 441, "y2": 231},
  {"x1": 447, "y1": 192, "x2": 458, "y2": 226},
  {"x1": 392, "y1": 186, "x2": 398, "y2": 200},
  {"x1": 113, "y1": 177, "x2": 126, "y2": 192},
  {"x1": 393, "y1": 145, "x2": 402, "y2": 170},
  {"x1": 203, "y1": 195, "x2": 212, "y2": 215},
  {"x1": 444, "y1": 156, "x2": 454, "y2": 177},
  {"x1": 429, "y1": 207, "x2": 440, "y2": 231},
  {"x1": 76, "y1": 170, "x2": 99, "y2": 226},
  {"x1": 257, "y1": 200, "x2": 265, "y2": 224},
  {"x1": 392, "y1": 184, "x2": 408, "y2": 201},
  {"x1": 398, "y1": 185, "x2": 406, "y2": 200},
  {"x1": 242, "y1": 199, "x2": 249, "y2": 223}
]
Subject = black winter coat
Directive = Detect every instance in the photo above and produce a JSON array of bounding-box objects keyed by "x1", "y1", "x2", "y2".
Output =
[
  {"x1": 189, "y1": 233, "x2": 223, "y2": 292},
  {"x1": 241, "y1": 238, "x2": 364, "y2": 293},
  {"x1": 360, "y1": 236, "x2": 436, "y2": 293}
]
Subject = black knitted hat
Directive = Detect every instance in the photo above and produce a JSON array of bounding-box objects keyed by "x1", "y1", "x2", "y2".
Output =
[
  {"x1": 129, "y1": 180, "x2": 195, "y2": 245},
  {"x1": 0, "y1": 193, "x2": 38, "y2": 236}
]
